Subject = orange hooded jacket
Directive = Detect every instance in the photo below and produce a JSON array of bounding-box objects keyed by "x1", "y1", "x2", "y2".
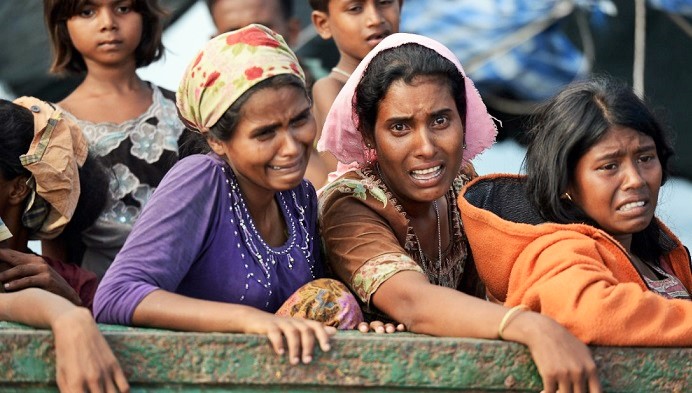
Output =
[{"x1": 458, "y1": 174, "x2": 692, "y2": 346}]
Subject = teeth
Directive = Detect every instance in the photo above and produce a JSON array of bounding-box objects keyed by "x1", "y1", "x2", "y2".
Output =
[
  {"x1": 619, "y1": 201, "x2": 645, "y2": 211},
  {"x1": 411, "y1": 166, "x2": 442, "y2": 180},
  {"x1": 270, "y1": 165, "x2": 282, "y2": 170}
]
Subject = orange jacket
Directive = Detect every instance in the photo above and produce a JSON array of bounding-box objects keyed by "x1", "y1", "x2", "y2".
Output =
[{"x1": 458, "y1": 174, "x2": 692, "y2": 346}]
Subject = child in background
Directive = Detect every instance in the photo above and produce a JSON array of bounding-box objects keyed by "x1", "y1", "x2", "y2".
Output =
[
  {"x1": 309, "y1": 0, "x2": 401, "y2": 173},
  {"x1": 43, "y1": 0, "x2": 188, "y2": 278}
]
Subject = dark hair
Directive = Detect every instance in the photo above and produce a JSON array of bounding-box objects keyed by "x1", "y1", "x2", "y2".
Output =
[
  {"x1": 0, "y1": 99, "x2": 108, "y2": 259},
  {"x1": 0, "y1": 101, "x2": 34, "y2": 181},
  {"x1": 206, "y1": 0, "x2": 294, "y2": 20},
  {"x1": 354, "y1": 43, "x2": 466, "y2": 145},
  {"x1": 524, "y1": 76, "x2": 675, "y2": 259},
  {"x1": 44, "y1": 0, "x2": 166, "y2": 74},
  {"x1": 181, "y1": 74, "x2": 307, "y2": 154},
  {"x1": 206, "y1": 74, "x2": 307, "y2": 143},
  {"x1": 308, "y1": 0, "x2": 328, "y2": 12}
]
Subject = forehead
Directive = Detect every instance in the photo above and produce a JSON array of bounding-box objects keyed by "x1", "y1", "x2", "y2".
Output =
[
  {"x1": 212, "y1": 0, "x2": 283, "y2": 25},
  {"x1": 588, "y1": 126, "x2": 656, "y2": 153},
  {"x1": 377, "y1": 76, "x2": 456, "y2": 116}
]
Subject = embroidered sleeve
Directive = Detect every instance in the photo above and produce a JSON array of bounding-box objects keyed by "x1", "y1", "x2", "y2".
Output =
[{"x1": 351, "y1": 253, "x2": 425, "y2": 304}]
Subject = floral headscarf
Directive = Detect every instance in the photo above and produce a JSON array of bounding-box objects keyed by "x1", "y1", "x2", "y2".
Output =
[
  {"x1": 317, "y1": 33, "x2": 497, "y2": 176},
  {"x1": 176, "y1": 24, "x2": 305, "y2": 133},
  {"x1": 14, "y1": 96, "x2": 88, "y2": 239}
]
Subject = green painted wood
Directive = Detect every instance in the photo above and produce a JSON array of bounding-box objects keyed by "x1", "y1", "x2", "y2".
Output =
[{"x1": 0, "y1": 323, "x2": 689, "y2": 392}]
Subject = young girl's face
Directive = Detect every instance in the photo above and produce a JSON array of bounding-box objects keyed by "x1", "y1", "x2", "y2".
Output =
[
  {"x1": 567, "y1": 126, "x2": 662, "y2": 238},
  {"x1": 66, "y1": 0, "x2": 143, "y2": 67}
]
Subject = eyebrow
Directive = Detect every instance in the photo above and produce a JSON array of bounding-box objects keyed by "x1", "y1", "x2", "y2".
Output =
[
  {"x1": 384, "y1": 108, "x2": 455, "y2": 123},
  {"x1": 250, "y1": 106, "x2": 311, "y2": 136},
  {"x1": 593, "y1": 142, "x2": 657, "y2": 161}
]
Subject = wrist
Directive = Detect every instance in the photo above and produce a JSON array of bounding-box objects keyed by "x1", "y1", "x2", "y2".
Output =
[
  {"x1": 498, "y1": 309, "x2": 544, "y2": 345},
  {"x1": 50, "y1": 306, "x2": 92, "y2": 332}
]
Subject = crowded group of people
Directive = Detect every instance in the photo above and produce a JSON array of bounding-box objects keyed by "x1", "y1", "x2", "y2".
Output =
[{"x1": 1, "y1": 0, "x2": 690, "y2": 392}]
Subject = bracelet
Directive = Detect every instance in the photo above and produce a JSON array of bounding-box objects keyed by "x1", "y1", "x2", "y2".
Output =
[{"x1": 498, "y1": 305, "x2": 530, "y2": 340}]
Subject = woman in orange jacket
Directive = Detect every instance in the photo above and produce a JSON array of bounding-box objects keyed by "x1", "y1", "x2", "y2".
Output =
[{"x1": 459, "y1": 76, "x2": 691, "y2": 346}]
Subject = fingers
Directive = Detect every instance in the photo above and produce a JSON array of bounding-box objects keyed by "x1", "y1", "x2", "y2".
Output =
[
  {"x1": 114, "y1": 367, "x2": 131, "y2": 393},
  {"x1": 313, "y1": 325, "x2": 334, "y2": 352},
  {"x1": 587, "y1": 368, "x2": 603, "y2": 393},
  {"x1": 396, "y1": 323, "x2": 406, "y2": 332},
  {"x1": 0, "y1": 248, "x2": 38, "y2": 266},
  {"x1": 266, "y1": 326, "x2": 286, "y2": 357},
  {"x1": 282, "y1": 322, "x2": 302, "y2": 365},
  {"x1": 0, "y1": 265, "x2": 46, "y2": 291},
  {"x1": 357, "y1": 322, "x2": 369, "y2": 333}
]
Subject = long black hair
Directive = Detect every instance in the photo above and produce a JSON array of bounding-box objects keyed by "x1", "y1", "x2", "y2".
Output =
[{"x1": 524, "y1": 76, "x2": 675, "y2": 260}]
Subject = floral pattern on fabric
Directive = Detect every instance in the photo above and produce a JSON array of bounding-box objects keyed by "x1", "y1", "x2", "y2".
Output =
[
  {"x1": 275, "y1": 278, "x2": 364, "y2": 329},
  {"x1": 319, "y1": 176, "x2": 388, "y2": 208},
  {"x1": 352, "y1": 253, "x2": 424, "y2": 305},
  {"x1": 176, "y1": 24, "x2": 305, "y2": 133},
  {"x1": 73, "y1": 87, "x2": 183, "y2": 162}
]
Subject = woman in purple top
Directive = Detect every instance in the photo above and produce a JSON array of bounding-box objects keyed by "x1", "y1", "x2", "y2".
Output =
[{"x1": 94, "y1": 25, "x2": 363, "y2": 366}]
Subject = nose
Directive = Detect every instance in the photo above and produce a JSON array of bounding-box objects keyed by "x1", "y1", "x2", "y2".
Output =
[
  {"x1": 364, "y1": 3, "x2": 385, "y2": 27},
  {"x1": 99, "y1": 9, "x2": 118, "y2": 31},
  {"x1": 413, "y1": 128, "x2": 436, "y2": 159},
  {"x1": 278, "y1": 130, "x2": 301, "y2": 158},
  {"x1": 621, "y1": 161, "x2": 646, "y2": 191}
]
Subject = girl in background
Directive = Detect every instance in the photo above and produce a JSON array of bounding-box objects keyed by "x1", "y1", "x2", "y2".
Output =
[{"x1": 43, "y1": 0, "x2": 188, "y2": 277}]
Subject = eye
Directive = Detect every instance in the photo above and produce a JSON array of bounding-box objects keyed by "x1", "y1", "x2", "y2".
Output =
[
  {"x1": 290, "y1": 111, "x2": 311, "y2": 128},
  {"x1": 347, "y1": 3, "x2": 363, "y2": 13},
  {"x1": 599, "y1": 163, "x2": 618, "y2": 171},
  {"x1": 254, "y1": 128, "x2": 276, "y2": 141},
  {"x1": 390, "y1": 122, "x2": 409, "y2": 133},
  {"x1": 378, "y1": 0, "x2": 394, "y2": 5},
  {"x1": 638, "y1": 154, "x2": 657, "y2": 163},
  {"x1": 115, "y1": 5, "x2": 132, "y2": 14},
  {"x1": 431, "y1": 115, "x2": 449, "y2": 128},
  {"x1": 78, "y1": 8, "x2": 95, "y2": 17}
]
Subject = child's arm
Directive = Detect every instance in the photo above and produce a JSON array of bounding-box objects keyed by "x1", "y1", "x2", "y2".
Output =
[
  {"x1": 312, "y1": 77, "x2": 345, "y2": 175},
  {"x1": 0, "y1": 288, "x2": 129, "y2": 392}
]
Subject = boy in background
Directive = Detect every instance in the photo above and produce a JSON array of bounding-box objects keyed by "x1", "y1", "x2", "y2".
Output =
[{"x1": 310, "y1": 0, "x2": 401, "y2": 160}]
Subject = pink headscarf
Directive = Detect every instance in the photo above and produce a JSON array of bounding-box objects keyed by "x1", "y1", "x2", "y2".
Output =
[{"x1": 317, "y1": 33, "x2": 497, "y2": 178}]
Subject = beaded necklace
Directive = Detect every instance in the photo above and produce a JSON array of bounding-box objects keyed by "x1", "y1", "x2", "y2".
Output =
[{"x1": 221, "y1": 166, "x2": 316, "y2": 307}]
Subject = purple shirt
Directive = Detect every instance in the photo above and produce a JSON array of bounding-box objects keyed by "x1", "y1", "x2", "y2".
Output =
[{"x1": 94, "y1": 154, "x2": 323, "y2": 325}]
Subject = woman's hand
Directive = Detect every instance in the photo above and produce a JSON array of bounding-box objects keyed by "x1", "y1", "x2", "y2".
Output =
[
  {"x1": 243, "y1": 311, "x2": 337, "y2": 365},
  {"x1": 0, "y1": 249, "x2": 81, "y2": 305},
  {"x1": 357, "y1": 320, "x2": 406, "y2": 334},
  {"x1": 51, "y1": 307, "x2": 129, "y2": 393},
  {"x1": 507, "y1": 311, "x2": 601, "y2": 393}
]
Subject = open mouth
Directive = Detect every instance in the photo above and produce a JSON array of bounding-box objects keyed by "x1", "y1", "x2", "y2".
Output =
[
  {"x1": 366, "y1": 32, "x2": 389, "y2": 45},
  {"x1": 268, "y1": 160, "x2": 302, "y2": 172},
  {"x1": 410, "y1": 165, "x2": 443, "y2": 181},
  {"x1": 617, "y1": 200, "x2": 647, "y2": 212}
]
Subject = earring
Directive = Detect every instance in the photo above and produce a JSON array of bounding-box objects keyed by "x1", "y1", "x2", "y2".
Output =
[{"x1": 561, "y1": 192, "x2": 573, "y2": 202}]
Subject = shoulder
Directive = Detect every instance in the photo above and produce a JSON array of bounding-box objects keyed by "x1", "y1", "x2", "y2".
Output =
[
  {"x1": 312, "y1": 77, "x2": 345, "y2": 110},
  {"x1": 159, "y1": 154, "x2": 226, "y2": 188},
  {"x1": 319, "y1": 170, "x2": 391, "y2": 217},
  {"x1": 153, "y1": 84, "x2": 176, "y2": 102}
]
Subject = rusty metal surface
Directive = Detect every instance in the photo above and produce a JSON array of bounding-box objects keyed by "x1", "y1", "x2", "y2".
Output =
[{"x1": 0, "y1": 323, "x2": 689, "y2": 392}]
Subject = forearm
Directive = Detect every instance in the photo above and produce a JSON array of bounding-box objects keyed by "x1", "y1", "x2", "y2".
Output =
[
  {"x1": 0, "y1": 288, "x2": 80, "y2": 329},
  {"x1": 131, "y1": 289, "x2": 267, "y2": 333},
  {"x1": 373, "y1": 272, "x2": 511, "y2": 340}
]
